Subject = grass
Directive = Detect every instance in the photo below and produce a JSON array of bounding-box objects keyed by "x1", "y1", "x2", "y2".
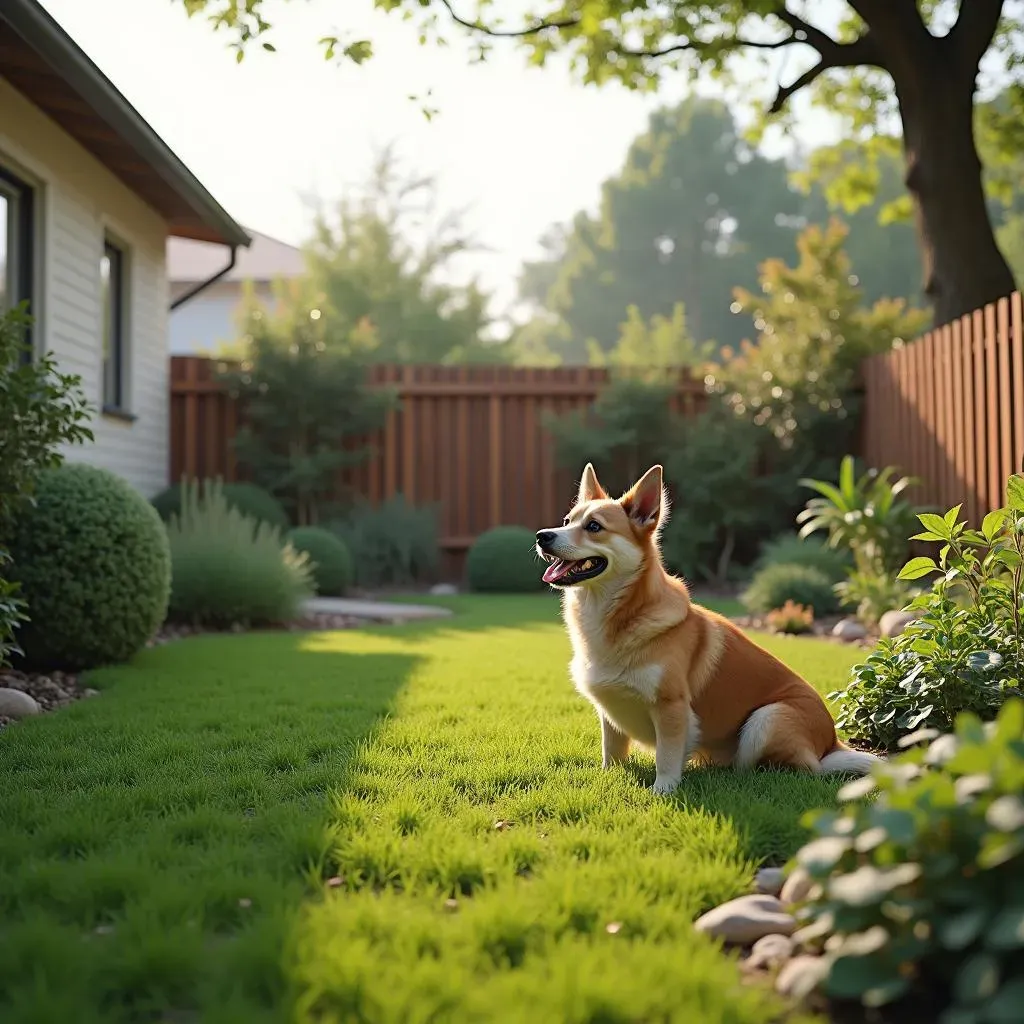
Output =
[{"x1": 0, "y1": 594, "x2": 865, "y2": 1023}]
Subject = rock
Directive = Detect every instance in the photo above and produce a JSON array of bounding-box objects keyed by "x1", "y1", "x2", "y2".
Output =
[
  {"x1": 430, "y1": 583, "x2": 459, "y2": 596},
  {"x1": 0, "y1": 687, "x2": 41, "y2": 719},
  {"x1": 780, "y1": 867, "x2": 815, "y2": 906},
  {"x1": 754, "y1": 867, "x2": 785, "y2": 896},
  {"x1": 879, "y1": 609, "x2": 918, "y2": 639},
  {"x1": 744, "y1": 933, "x2": 794, "y2": 971},
  {"x1": 775, "y1": 955, "x2": 828, "y2": 1000},
  {"x1": 832, "y1": 617, "x2": 867, "y2": 642},
  {"x1": 83, "y1": 688, "x2": 99, "y2": 698},
  {"x1": 694, "y1": 894, "x2": 796, "y2": 945}
]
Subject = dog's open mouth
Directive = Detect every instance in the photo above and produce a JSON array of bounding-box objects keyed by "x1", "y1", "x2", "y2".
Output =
[{"x1": 540, "y1": 555, "x2": 608, "y2": 586}]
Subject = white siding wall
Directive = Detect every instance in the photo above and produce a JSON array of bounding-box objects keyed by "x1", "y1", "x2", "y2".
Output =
[{"x1": 0, "y1": 76, "x2": 170, "y2": 497}]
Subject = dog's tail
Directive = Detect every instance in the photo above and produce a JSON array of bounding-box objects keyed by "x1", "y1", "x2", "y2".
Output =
[{"x1": 818, "y1": 740, "x2": 883, "y2": 776}]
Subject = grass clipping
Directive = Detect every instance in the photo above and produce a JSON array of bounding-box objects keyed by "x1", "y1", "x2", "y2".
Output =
[{"x1": 166, "y1": 478, "x2": 313, "y2": 629}]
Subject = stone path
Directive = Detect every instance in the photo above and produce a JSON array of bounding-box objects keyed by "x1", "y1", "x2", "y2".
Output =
[{"x1": 303, "y1": 597, "x2": 453, "y2": 622}]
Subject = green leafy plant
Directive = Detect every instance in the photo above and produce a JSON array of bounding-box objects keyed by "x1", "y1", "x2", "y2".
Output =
[
  {"x1": 798, "y1": 455, "x2": 921, "y2": 579},
  {"x1": 152, "y1": 479, "x2": 291, "y2": 534},
  {"x1": 765, "y1": 600, "x2": 814, "y2": 636},
  {"x1": 790, "y1": 700, "x2": 1024, "y2": 1020},
  {"x1": 741, "y1": 563, "x2": 839, "y2": 617},
  {"x1": 832, "y1": 477, "x2": 1024, "y2": 751},
  {"x1": 468, "y1": 526, "x2": 546, "y2": 593},
  {"x1": 330, "y1": 496, "x2": 439, "y2": 588},
  {"x1": 0, "y1": 304, "x2": 93, "y2": 667},
  {"x1": 6, "y1": 464, "x2": 170, "y2": 671},
  {"x1": 754, "y1": 533, "x2": 852, "y2": 584},
  {"x1": 287, "y1": 527, "x2": 353, "y2": 596},
  {"x1": 166, "y1": 478, "x2": 313, "y2": 629},
  {"x1": 835, "y1": 569, "x2": 916, "y2": 630},
  {"x1": 222, "y1": 285, "x2": 397, "y2": 526}
]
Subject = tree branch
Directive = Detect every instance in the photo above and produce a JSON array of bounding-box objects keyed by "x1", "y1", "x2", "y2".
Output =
[
  {"x1": 436, "y1": 0, "x2": 883, "y2": 111},
  {"x1": 949, "y1": 0, "x2": 1005, "y2": 68},
  {"x1": 769, "y1": 6, "x2": 886, "y2": 114}
]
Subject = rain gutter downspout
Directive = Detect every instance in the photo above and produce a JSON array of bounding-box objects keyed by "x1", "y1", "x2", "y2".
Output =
[{"x1": 169, "y1": 244, "x2": 239, "y2": 311}]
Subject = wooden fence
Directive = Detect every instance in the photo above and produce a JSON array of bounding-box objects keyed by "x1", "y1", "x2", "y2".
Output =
[
  {"x1": 170, "y1": 358, "x2": 707, "y2": 576},
  {"x1": 862, "y1": 291, "x2": 1024, "y2": 524}
]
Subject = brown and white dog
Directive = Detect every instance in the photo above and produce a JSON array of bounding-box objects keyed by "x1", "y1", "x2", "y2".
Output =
[{"x1": 536, "y1": 463, "x2": 878, "y2": 794}]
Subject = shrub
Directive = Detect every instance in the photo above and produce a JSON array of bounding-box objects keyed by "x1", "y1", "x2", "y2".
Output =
[
  {"x1": 166, "y1": 479, "x2": 313, "y2": 629},
  {"x1": 741, "y1": 563, "x2": 839, "y2": 616},
  {"x1": 287, "y1": 527, "x2": 353, "y2": 596},
  {"x1": 152, "y1": 479, "x2": 290, "y2": 533},
  {"x1": 789, "y1": 700, "x2": 1024, "y2": 1019},
  {"x1": 754, "y1": 533, "x2": 851, "y2": 584},
  {"x1": 832, "y1": 478, "x2": 1024, "y2": 751},
  {"x1": 798, "y1": 455, "x2": 922, "y2": 579},
  {"x1": 0, "y1": 304, "x2": 93, "y2": 666},
  {"x1": 330, "y1": 497, "x2": 439, "y2": 588},
  {"x1": 765, "y1": 601, "x2": 814, "y2": 635},
  {"x1": 834, "y1": 568, "x2": 916, "y2": 628},
  {"x1": 468, "y1": 526, "x2": 545, "y2": 593},
  {"x1": 7, "y1": 464, "x2": 170, "y2": 671}
]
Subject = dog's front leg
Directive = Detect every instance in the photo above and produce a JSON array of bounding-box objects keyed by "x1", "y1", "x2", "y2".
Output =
[
  {"x1": 651, "y1": 700, "x2": 691, "y2": 795},
  {"x1": 600, "y1": 713, "x2": 631, "y2": 768}
]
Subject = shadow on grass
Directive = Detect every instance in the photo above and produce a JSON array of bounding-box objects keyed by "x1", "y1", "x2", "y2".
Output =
[
  {"x1": 0, "y1": 632, "x2": 421, "y2": 1024},
  {"x1": 621, "y1": 758, "x2": 843, "y2": 868}
]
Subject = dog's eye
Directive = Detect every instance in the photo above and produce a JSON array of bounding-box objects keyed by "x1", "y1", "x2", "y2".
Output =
[
  {"x1": 563, "y1": 516, "x2": 571, "y2": 526},
  {"x1": 585, "y1": 520, "x2": 602, "y2": 533}
]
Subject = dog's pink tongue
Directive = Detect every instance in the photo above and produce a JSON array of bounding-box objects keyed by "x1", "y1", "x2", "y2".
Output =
[{"x1": 542, "y1": 559, "x2": 574, "y2": 584}]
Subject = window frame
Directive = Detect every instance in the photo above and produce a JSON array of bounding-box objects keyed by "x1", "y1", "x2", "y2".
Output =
[
  {"x1": 100, "y1": 234, "x2": 131, "y2": 416},
  {"x1": 0, "y1": 164, "x2": 36, "y2": 362}
]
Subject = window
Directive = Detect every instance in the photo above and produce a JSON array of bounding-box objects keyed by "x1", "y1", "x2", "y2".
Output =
[
  {"x1": 101, "y1": 238, "x2": 128, "y2": 411},
  {"x1": 0, "y1": 166, "x2": 35, "y2": 359}
]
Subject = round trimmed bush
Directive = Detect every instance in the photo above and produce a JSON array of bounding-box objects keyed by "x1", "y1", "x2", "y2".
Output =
[
  {"x1": 741, "y1": 562, "x2": 839, "y2": 616},
  {"x1": 467, "y1": 526, "x2": 546, "y2": 593},
  {"x1": 152, "y1": 480, "x2": 289, "y2": 533},
  {"x1": 7, "y1": 463, "x2": 171, "y2": 670},
  {"x1": 287, "y1": 527, "x2": 353, "y2": 595}
]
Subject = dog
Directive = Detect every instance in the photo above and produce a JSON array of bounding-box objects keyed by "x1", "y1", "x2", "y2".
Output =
[{"x1": 535, "y1": 462, "x2": 879, "y2": 794}]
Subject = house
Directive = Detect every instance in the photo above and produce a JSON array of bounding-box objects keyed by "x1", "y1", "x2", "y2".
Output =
[
  {"x1": 0, "y1": 0, "x2": 249, "y2": 497},
  {"x1": 168, "y1": 228, "x2": 305, "y2": 355}
]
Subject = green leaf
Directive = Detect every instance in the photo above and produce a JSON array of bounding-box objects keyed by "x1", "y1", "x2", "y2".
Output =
[
  {"x1": 918, "y1": 513, "x2": 953, "y2": 541},
  {"x1": 982, "y1": 508, "x2": 1008, "y2": 541},
  {"x1": 954, "y1": 952, "x2": 1000, "y2": 1004},
  {"x1": 941, "y1": 907, "x2": 989, "y2": 950},
  {"x1": 983, "y1": 977, "x2": 1024, "y2": 1022},
  {"x1": 839, "y1": 455, "x2": 856, "y2": 503},
  {"x1": 827, "y1": 951, "x2": 905, "y2": 1003},
  {"x1": 911, "y1": 531, "x2": 945, "y2": 543},
  {"x1": 898, "y1": 556, "x2": 939, "y2": 580},
  {"x1": 986, "y1": 795, "x2": 1024, "y2": 832},
  {"x1": 828, "y1": 863, "x2": 922, "y2": 907},
  {"x1": 986, "y1": 906, "x2": 1024, "y2": 950},
  {"x1": 944, "y1": 504, "x2": 964, "y2": 528},
  {"x1": 1006, "y1": 475, "x2": 1024, "y2": 512}
]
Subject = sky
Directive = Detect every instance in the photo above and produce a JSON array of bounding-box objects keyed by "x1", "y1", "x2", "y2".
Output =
[{"x1": 39, "y1": 0, "x2": 840, "y2": 323}]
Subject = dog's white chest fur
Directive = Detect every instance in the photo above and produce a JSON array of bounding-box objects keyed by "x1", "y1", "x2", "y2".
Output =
[{"x1": 568, "y1": 633, "x2": 662, "y2": 749}]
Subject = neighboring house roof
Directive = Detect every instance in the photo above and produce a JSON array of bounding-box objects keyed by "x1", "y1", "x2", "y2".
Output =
[
  {"x1": 168, "y1": 229, "x2": 306, "y2": 285},
  {"x1": 0, "y1": 0, "x2": 249, "y2": 248}
]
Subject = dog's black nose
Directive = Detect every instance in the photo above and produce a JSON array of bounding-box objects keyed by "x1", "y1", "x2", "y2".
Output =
[{"x1": 536, "y1": 530, "x2": 556, "y2": 549}]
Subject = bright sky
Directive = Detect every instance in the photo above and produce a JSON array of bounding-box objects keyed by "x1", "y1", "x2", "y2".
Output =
[{"x1": 39, "y1": 0, "x2": 840, "y2": 322}]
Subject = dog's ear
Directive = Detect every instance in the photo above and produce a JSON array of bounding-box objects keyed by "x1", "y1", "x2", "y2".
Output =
[
  {"x1": 577, "y1": 463, "x2": 607, "y2": 504},
  {"x1": 621, "y1": 465, "x2": 666, "y2": 531}
]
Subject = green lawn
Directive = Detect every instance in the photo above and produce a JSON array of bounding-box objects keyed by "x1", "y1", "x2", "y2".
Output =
[{"x1": 0, "y1": 594, "x2": 864, "y2": 1023}]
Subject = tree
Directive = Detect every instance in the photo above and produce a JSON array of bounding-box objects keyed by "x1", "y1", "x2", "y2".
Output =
[
  {"x1": 514, "y1": 96, "x2": 927, "y2": 365},
  {"x1": 515, "y1": 97, "x2": 806, "y2": 361},
  {"x1": 178, "y1": 0, "x2": 1024, "y2": 328},
  {"x1": 223, "y1": 284, "x2": 396, "y2": 525},
  {"x1": 303, "y1": 146, "x2": 503, "y2": 365},
  {"x1": 588, "y1": 302, "x2": 713, "y2": 372}
]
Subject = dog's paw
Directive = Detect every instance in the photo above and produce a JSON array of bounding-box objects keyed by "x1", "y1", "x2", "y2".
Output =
[{"x1": 652, "y1": 775, "x2": 680, "y2": 796}]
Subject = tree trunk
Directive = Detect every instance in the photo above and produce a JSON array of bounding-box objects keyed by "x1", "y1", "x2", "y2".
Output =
[{"x1": 896, "y1": 55, "x2": 1016, "y2": 327}]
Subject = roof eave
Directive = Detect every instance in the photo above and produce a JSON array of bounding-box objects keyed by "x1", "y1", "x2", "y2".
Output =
[{"x1": 2, "y1": 0, "x2": 250, "y2": 249}]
